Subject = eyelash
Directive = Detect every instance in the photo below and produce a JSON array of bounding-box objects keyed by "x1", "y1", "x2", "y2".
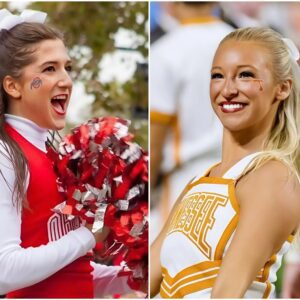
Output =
[
  {"x1": 211, "y1": 71, "x2": 255, "y2": 80},
  {"x1": 65, "y1": 65, "x2": 73, "y2": 72},
  {"x1": 211, "y1": 73, "x2": 223, "y2": 79},
  {"x1": 43, "y1": 66, "x2": 55, "y2": 72},
  {"x1": 239, "y1": 71, "x2": 255, "y2": 78},
  {"x1": 43, "y1": 65, "x2": 73, "y2": 73}
]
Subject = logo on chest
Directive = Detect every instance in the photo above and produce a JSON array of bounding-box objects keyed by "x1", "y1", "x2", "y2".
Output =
[
  {"x1": 47, "y1": 212, "x2": 81, "y2": 242},
  {"x1": 168, "y1": 192, "x2": 228, "y2": 259}
]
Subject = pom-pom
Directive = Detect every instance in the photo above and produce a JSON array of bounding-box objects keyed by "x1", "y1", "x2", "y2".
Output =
[{"x1": 47, "y1": 117, "x2": 148, "y2": 290}]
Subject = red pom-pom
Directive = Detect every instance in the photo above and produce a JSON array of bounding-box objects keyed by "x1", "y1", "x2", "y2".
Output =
[{"x1": 47, "y1": 117, "x2": 148, "y2": 290}]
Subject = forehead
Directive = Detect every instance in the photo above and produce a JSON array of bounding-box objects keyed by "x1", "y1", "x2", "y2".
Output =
[
  {"x1": 31, "y1": 39, "x2": 70, "y2": 64},
  {"x1": 212, "y1": 40, "x2": 272, "y2": 70}
]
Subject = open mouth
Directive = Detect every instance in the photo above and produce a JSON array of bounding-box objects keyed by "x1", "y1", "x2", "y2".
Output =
[
  {"x1": 219, "y1": 102, "x2": 247, "y2": 113},
  {"x1": 51, "y1": 95, "x2": 68, "y2": 115}
]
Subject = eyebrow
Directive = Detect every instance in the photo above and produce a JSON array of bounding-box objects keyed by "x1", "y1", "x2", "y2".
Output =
[
  {"x1": 40, "y1": 60, "x2": 72, "y2": 67},
  {"x1": 211, "y1": 65, "x2": 258, "y2": 71}
]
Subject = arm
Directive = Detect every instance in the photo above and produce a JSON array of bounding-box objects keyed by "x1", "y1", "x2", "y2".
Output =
[
  {"x1": 150, "y1": 43, "x2": 178, "y2": 189},
  {"x1": 150, "y1": 120, "x2": 169, "y2": 189},
  {"x1": 211, "y1": 161, "x2": 300, "y2": 298},
  {"x1": 0, "y1": 147, "x2": 96, "y2": 294}
]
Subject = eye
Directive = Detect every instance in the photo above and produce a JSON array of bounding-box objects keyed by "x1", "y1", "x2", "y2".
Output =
[
  {"x1": 239, "y1": 71, "x2": 255, "y2": 78},
  {"x1": 65, "y1": 65, "x2": 73, "y2": 73},
  {"x1": 43, "y1": 66, "x2": 55, "y2": 72},
  {"x1": 211, "y1": 73, "x2": 223, "y2": 79}
]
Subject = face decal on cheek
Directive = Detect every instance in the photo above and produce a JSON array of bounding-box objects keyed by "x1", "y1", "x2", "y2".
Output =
[
  {"x1": 14, "y1": 39, "x2": 72, "y2": 130},
  {"x1": 30, "y1": 77, "x2": 43, "y2": 89},
  {"x1": 210, "y1": 40, "x2": 278, "y2": 132}
]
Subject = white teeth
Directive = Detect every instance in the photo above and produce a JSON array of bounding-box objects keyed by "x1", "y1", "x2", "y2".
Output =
[
  {"x1": 223, "y1": 103, "x2": 244, "y2": 110},
  {"x1": 52, "y1": 95, "x2": 67, "y2": 100}
]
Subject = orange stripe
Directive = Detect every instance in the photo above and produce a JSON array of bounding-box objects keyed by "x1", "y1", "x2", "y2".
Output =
[
  {"x1": 214, "y1": 214, "x2": 238, "y2": 260},
  {"x1": 161, "y1": 261, "x2": 221, "y2": 298},
  {"x1": 173, "y1": 116, "x2": 181, "y2": 168},
  {"x1": 228, "y1": 179, "x2": 240, "y2": 212},
  {"x1": 260, "y1": 255, "x2": 276, "y2": 282},
  {"x1": 161, "y1": 267, "x2": 219, "y2": 294},
  {"x1": 181, "y1": 16, "x2": 220, "y2": 25},
  {"x1": 214, "y1": 180, "x2": 240, "y2": 259},
  {"x1": 150, "y1": 110, "x2": 176, "y2": 125},
  {"x1": 161, "y1": 260, "x2": 221, "y2": 283},
  {"x1": 287, "y1": 234, "x2": 294, "y2": 243},
  {"x1": 186, "y1": 177, "x2": 235, "y2": 196},
  {"x1": 161, "y1": 276, "x2": 216, "y2": 298},
  {"x1": 262, "y1": 281, "x2": 272, "y2": 298},
  {"x1": 252, "y1": 254, "x2": 276, "y2": 298},
  {"x1": 150, "y1": 110, "x2": 181, "y2": 168}
]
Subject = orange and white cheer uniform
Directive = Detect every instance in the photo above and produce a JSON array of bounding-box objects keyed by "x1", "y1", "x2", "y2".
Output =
[{"x1": 160, "y1": 153, "x2": 294, "y2": 298}]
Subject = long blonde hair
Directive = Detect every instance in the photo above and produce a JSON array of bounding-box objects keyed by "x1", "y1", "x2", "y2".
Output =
[{"x1": 220, "y1": 27, "x2": 300, "y2": 180}]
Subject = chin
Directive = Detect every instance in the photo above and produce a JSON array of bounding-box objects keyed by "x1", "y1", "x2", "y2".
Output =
[
  {"x1": 50, "y1": 120, "x2": 66, "y2": 131},
  {"x1": 221, "y1": 120, "x2": 249, "y2": 133},
  {"x1": 54, "y1": 123, "x2": 66, "y2": 130}
]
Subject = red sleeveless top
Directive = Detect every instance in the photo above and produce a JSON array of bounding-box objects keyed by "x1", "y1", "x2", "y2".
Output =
[{"x1": 5, "y1": 123, "x2": 93, "y2": 298}]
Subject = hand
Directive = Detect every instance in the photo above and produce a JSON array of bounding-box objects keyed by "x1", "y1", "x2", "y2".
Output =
[{"x1": 85, "y1": 223, "x2": 110, "y2": 243}]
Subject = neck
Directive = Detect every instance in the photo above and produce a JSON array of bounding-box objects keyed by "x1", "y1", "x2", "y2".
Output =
[{"x1": 221, "y1": 122, "x2": 272, "y2": 168}]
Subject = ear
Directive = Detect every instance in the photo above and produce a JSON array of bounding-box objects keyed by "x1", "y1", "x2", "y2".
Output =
[
  {"x1": 276, "y1": 79, "x2": 292, "y2": 101},
  {"x1": 2, "y1": 75, "x2": 22, "y2": 99}
]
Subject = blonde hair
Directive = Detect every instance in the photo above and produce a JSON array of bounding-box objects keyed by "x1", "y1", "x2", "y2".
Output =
[{"x1": 220, "y1": 27, "x2": 300, "y2": 180}]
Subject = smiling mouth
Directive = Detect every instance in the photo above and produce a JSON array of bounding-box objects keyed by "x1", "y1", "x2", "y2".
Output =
[
  {"x1": 219, "y1": 102, "x2": 247, "y2": 113},
  {"x1": 51, "y1": 95, "x2": 68, "y2": 115}
]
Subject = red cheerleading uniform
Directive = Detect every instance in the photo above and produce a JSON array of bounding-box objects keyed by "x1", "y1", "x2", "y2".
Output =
[{"x1": 5, "y1": 123, "x2": 94, "y2": 298}]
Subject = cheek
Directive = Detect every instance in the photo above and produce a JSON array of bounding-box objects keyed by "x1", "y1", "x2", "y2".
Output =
[
  {"x1": 238, "y1": 81, "x2": 264, "y2": 97},
  {"x1": 29, "y1": 77, "x2": 43, "y2": 90},
  {"x1": 31, "y1": 74, "x2": 53, "y2": 88},
  {"x1": 209, "y1": 82, "x2": 219, "y2": 102}
]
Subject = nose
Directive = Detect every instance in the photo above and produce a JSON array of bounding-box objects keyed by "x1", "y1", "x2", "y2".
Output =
[
  {"x1": 57, "y1": 70, "x2": 73, "y2": 90},
  {"x1": 221, "y1": 78, "x2": 238, "y2": 100}
]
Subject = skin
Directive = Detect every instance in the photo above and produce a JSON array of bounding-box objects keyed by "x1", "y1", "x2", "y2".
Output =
[
  {"x1": 210, "y1": 40, "x2": 292, "y2": 173},
  {"x1": 150, "y1": 122, "x2": 168, "y2": 190},
  {"x1": 150, "y1": 40, "x2": 300, "y2": 298},
  {"x1": 30, "y1": 77, "x2": 43, "y2": 90},
  {"x1": 3, "y1": 38, "x2": 73, "y2": 131}
]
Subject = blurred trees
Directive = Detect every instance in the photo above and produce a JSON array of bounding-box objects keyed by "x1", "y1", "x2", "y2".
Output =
[{"x1": 18, "y1": 2, "x2": 148, "y2": 148}]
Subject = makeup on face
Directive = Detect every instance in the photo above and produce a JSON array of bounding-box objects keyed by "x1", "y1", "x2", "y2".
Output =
[
  {"x1": 11, "y1": 39, "x2": 73, "y2": 130},
  {"x1": 210, "y1": 68, "x2": 264, "y2": 113},
  {"x1": 210, "y1": 40, "x2": 280, "y2": 132},
  {"x1": 30, "y1": 77, "x2": 43, "y2": 89}
]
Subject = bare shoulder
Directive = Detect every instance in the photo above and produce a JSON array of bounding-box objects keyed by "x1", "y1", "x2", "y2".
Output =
[
  {"x1": 238, "y1": 159, "x2": 300, "y2": 196},
  {"x1": 236, "y1": 160, "x2": 300, "y2": 229}
]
